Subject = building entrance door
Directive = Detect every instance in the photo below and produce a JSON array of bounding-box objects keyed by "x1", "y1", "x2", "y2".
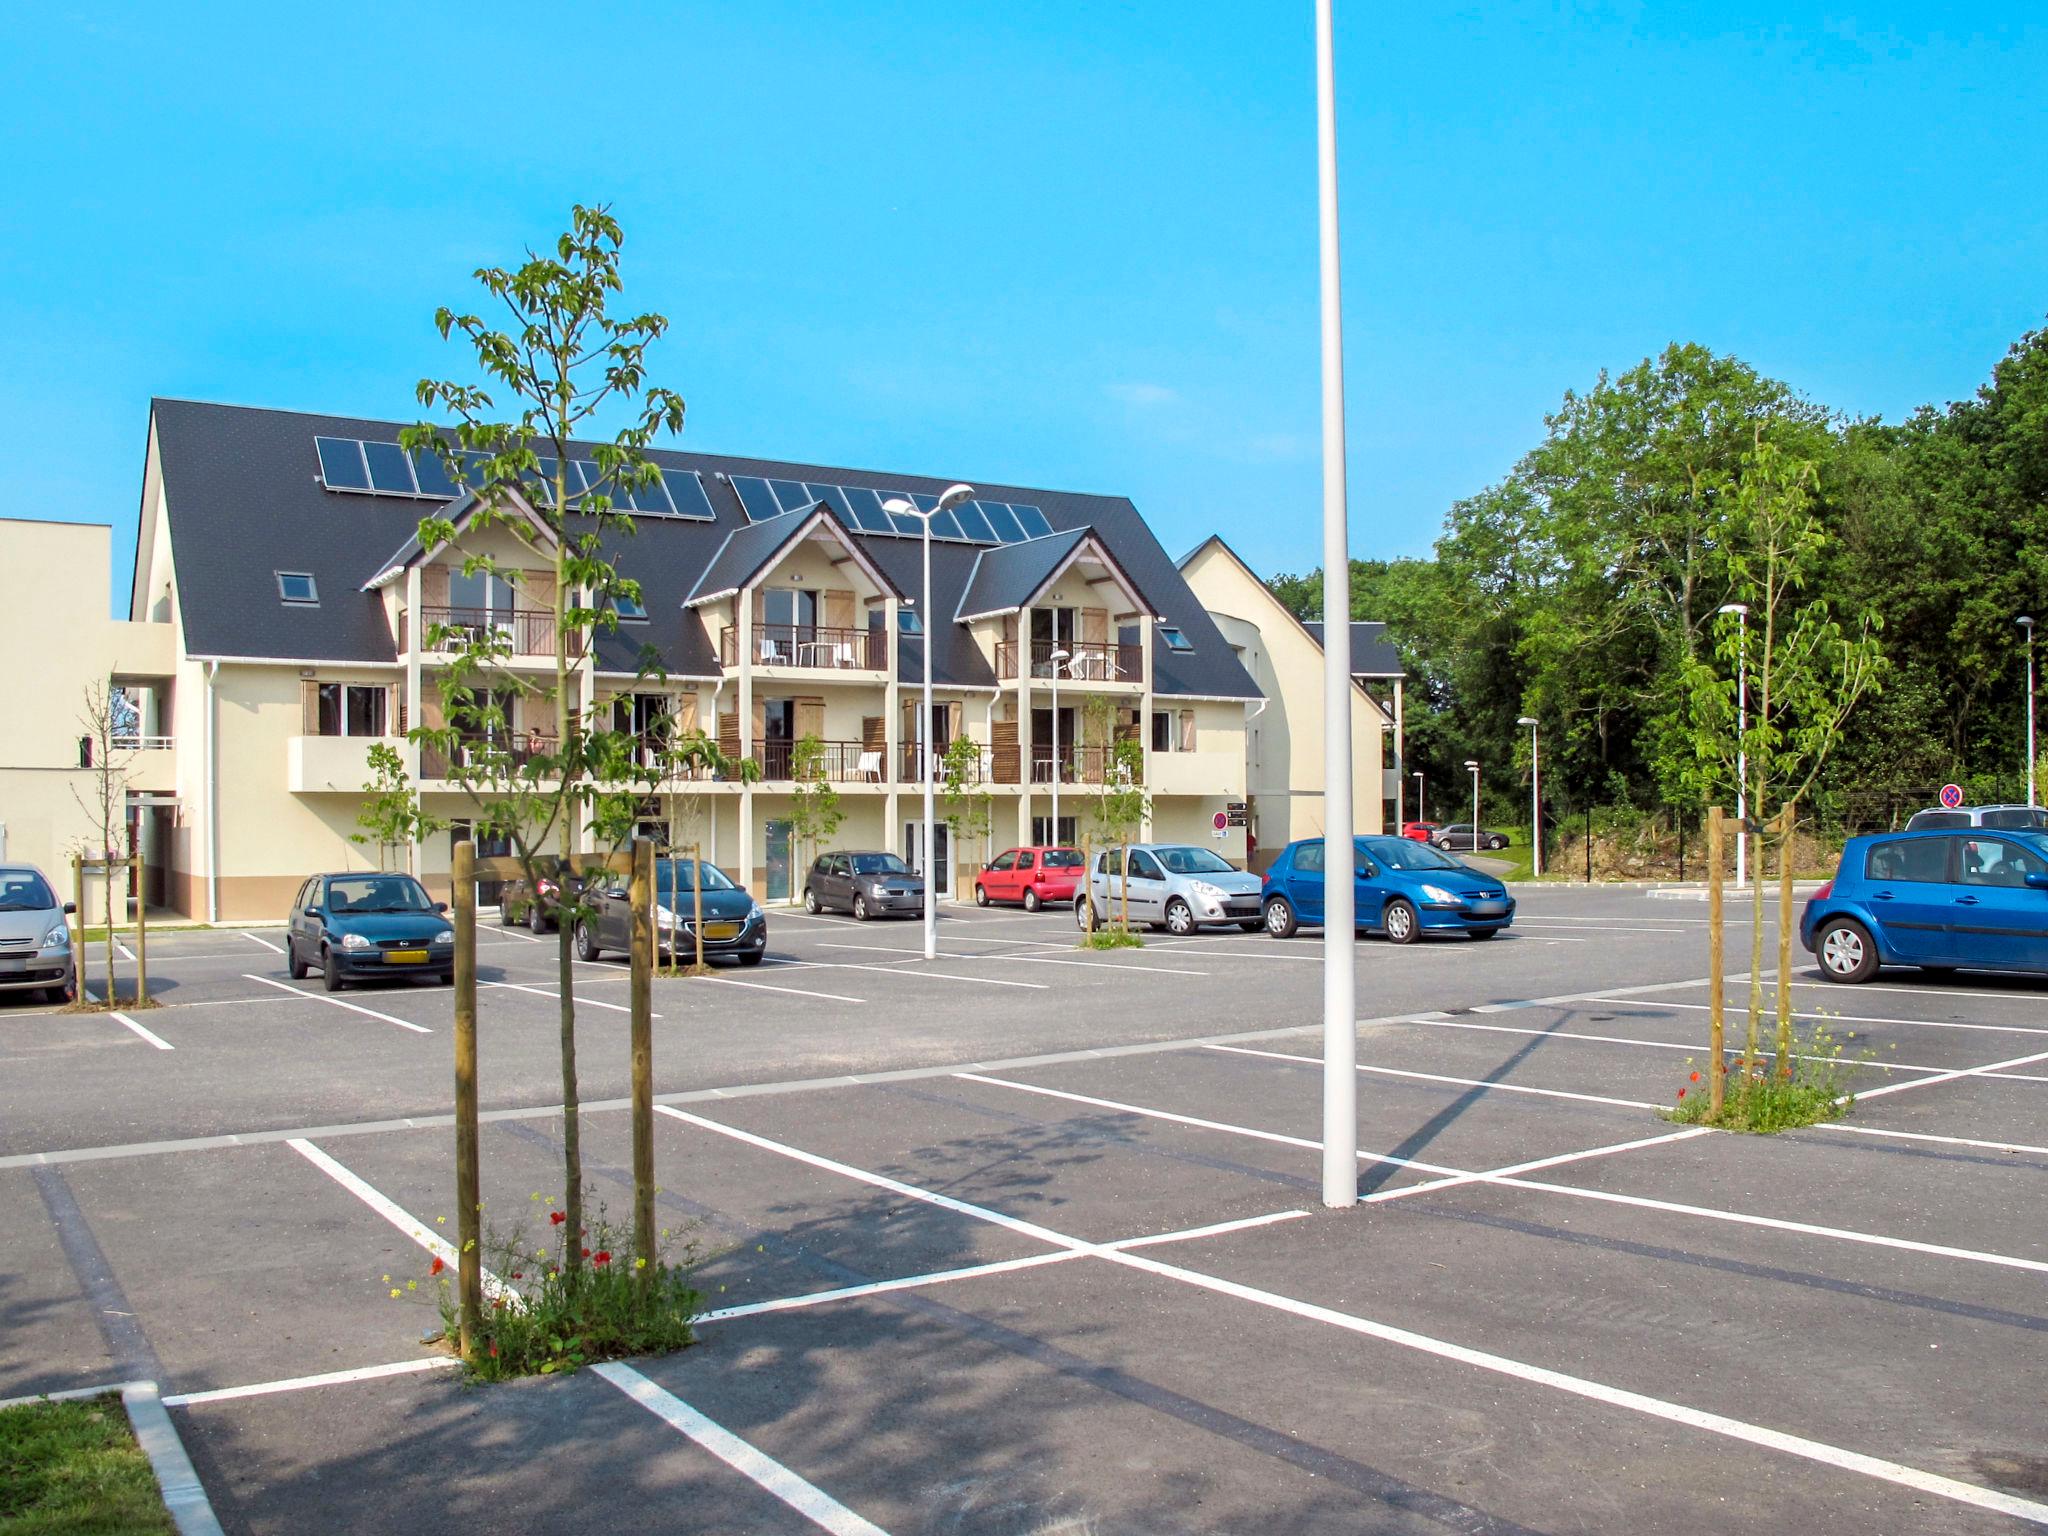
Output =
[{"x1": 764, "y1": 819, "x2": 794, "y2": 903}]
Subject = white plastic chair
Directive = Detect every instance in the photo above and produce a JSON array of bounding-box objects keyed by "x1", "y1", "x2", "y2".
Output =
[{"x1": 857, "y1": 750, "x2": 882, "y2": 782}]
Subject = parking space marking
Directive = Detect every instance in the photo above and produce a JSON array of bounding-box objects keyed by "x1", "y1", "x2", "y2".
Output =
[
  {"x1": 594, "y1": 1363, "x2": 894, "y2": 1536},
  {"x1": 1208, "y1": 1044, "x2": 1662, "y2": 1111},
  {"x1": 245, "y1": 975, "x2": 434, "y2": 1033},
  {"x1": 819, "y1": 941, "x2": 1210, "y2": 978},
  {"x1": 164, "y1": 1357, "x2": 457, "y2": 1407},
  {"x1": 1393, "y1": 1013, "x2": 1951, "y2": 1077},
  {"x1": 815, "y1": 958, "x2": 1049, "y2": 991},
  {"x1": 1782, "y1": 971, "x2": 2048, "y2": 1005},
  {"x1": 653, "y1": 1101, "x2": 2048, "y2": 1530},
  {"x1": 1377, "y1": 1128, "x2": 1713, "y2": 1204},
  {"x1": 1846, "y1": 1043, "x2": 2048, "y2": 1104},
  {"x1": 240, "y1": 931, "x2": 284, "y2": 954},
  {"x1": 287, "y1": 1138, "x2": 518, "y2": 1300},
  {"x1": 693, "y1": 975, "x2": 866, "y2": 1004},
  {"x1": 1816, "y1": 1123, "x2": 2048, "y2": 1159},
  {"x1": 480, "y1": 979, "x2": 642, "y2": 1016},
  {"x1": 110, "y1": 1010, "x2": 174, "y2": 1051},
  {"x1": 1670, "y1": 997, "x2": 2048, "y2": 1039}
]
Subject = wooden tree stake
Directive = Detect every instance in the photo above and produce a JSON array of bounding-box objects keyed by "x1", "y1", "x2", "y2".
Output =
[
  {"x1": 1707, "y1": 806, "x2": 1726, "y2": 1117},
  {"x1": 451, "y1": 839, "x2": 483, "y2": 1360},
  {"x1": 630, "y1": 837, "x2": 657, "y2": 1280}
]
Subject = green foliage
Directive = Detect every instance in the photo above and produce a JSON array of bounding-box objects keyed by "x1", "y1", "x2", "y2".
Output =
[
  {"x1": 351, "y1": 742, "x2": 444, "y2": 870},
  {"x1": 1083, "y1": 697, "x2": 1147, "y2": 847},
  {"x1": 0, "y1": 1395, "x2": 175, "y2": 1534},
  {"x1": 1079, "y1": 927, "x2": 1143, "y2": 950},
  {"x1": 428, "y1": 1201, "x2": 700, "y2": 1382},
  {"x1": 938, "y1": 735, "x2": 994, "y2": 881},
  {"x1": 786, "y1": 735, "x2": 844, "y2": 881},
  {"x1": 1667, "y1": 1025, "x2": 1867, "y2": 1134}
]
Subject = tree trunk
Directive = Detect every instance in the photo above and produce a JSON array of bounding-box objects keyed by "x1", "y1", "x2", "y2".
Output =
[
  {"x1": 552, "y1": 470, "x2": 583, "y2": 1275},
  {"x1": 1774, "y1": 802, "x2": 1796, "y2": 1077}
]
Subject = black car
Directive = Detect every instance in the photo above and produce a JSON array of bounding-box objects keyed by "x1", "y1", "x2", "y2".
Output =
[
  {"x1": 573, "y1": 857, "x2": 768, "y2": 966},
  {"x1": 804, "y1": 852, "x2": 925, "y2": 919},
  {"x1": 1434, "y1": 824, "x2": 1510, "y2": 852},
  {"x1": 286, "y1": 871, "x2": 454, "y2": 991},
  {"x1": 498, "y1": 856, "x2": 571, "y2": 932}
]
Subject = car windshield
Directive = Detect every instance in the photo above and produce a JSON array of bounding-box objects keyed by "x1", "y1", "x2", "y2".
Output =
[
  {"x1": 1363, "y1": 837, "x2": 1463, "y2": 872},
  {"x1": 0, "y1": 870, "x2": 57, "y2": 911},
  {"x1": 1154, "y1": 846, "x2": 1236, "y2": 875},
  {"x1": 1040, "y1": 849, "x2": 1083, "y2": 869},
  {"x1": 656, "y1": 859, "x2": 736, "y2": 895},
  {"x1": 852, "y1": 854, "x2": 911, "y2": 876},
  {"x1": 325, "y1": 875, "x2": 433, "y2": 913},
  {"x1": 1981, "y1": 808, "x2": 2048, "y2": 830}
]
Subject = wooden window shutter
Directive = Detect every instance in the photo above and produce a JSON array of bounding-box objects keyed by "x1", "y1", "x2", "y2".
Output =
[
  {"x1": 862, "y1": 715, "x2": 885, "y2": 750},
  {"x1": 423, "y1": 690, "x2": 446, "y2": 730},
  {"x1": 1179, "y1": 709, "x2": 1196, "y2": 752},
  {"x1": 822, "y1": 588, "x2": 855, "y2": 631},
  {"x1": 421, "y1": 566, "x2": 449, "y2": 608},
  {"x1": 1081, "y1": 607, "x2": 1108, "y2": 645},
  {"x1": 902, "y1": 697, "x2": 919, "y2": 743},
  {"x1": 385, "y1": 684, "x2": 401, "y2": 735},
  {"x1": 946, "y1": 702, "x2": 963, "y2": 740},
  {"x1": 795, "y1": 697, "x2": 826, "y2": 740},
  {"x1": 522, "y1": 570, "x2": 557, "y2": 613},
  {"x1": 676, "y1": 691, "x2": 699, "y2": 733},
  {"x1": 1002, "y1": 613, "x2": 1018, "y2": 648},
  {"x1": 991, "y1": 720, "x2": 1020, "y2": 784},
  {"x1": 301, "y1": 680, "x2": 321, "y2": 735},
  {"x1": 717, "y1": 707, "x2": 740, "y2": 758},
  {"x1": 752, "y1": 698, "x2": 767, "y2": 745}
]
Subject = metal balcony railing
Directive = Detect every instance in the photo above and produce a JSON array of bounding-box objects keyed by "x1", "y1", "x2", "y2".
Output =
[
  {"x1": 994, "y1": 640, "x2": 1142, "y2": 682},
  {"x1": 753, "y1": 738, "x2": 889, "y2": 783},
  {"x1": 1030, "y1": 746, "x2": 1139, "y2": 786},
  {"x1": 898, "y1": 742, "x2": 991, "y2": 785},
  {"x1": 422, "y1": 732, "x2": 559, "y2": 778},
  {"x1": 721, "y1": 625, "x2": 886, "y2": 670},
  {"x1": 419, "y1": 607, "x2": 556, "y2": 655}
]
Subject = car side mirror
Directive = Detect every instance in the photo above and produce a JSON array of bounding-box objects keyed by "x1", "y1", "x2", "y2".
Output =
[
  {"x1": 983, "y1": 862, "x2": 993, "y2": 872},
  {"x1": 434, "y1": 901, "x2": 449, "y2": 914},
  {"x1": 1358, "y1": 864, "x2": 1379, "y2": 879},
  {"x1": 2028, "y1": 873, "x2": 2048, "y2": 891},
  {"x1": 63, "y1": 901, "x2": 76, "y2": 915}
]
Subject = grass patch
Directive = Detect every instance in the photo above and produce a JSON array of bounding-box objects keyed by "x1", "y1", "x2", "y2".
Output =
[
  {"x1": 417, "y1": 1200, "x2": 702, "y2": 1382},
  {"x1": 1079, "y1": 926, "x2": 1144, "y2": 950},
  {"x1": 0, "y1": 1395, "x2": 175, "y2": 1535},
  {"x1": 1665, "y1": 1025, "x2": 1865, "y2": 1133}
]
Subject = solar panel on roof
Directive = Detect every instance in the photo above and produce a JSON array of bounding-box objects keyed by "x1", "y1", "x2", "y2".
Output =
[
  {"x1": 1011, "y1": 504, "x2": 1053, "y2": 539},
  {"x1": 767, "y1": 479, "x2": 811, "y2": 513},
  {"x1": 663, "y1": 470, "x2": 717, "y2": 521},
  {"x1": 839, "y1": 486, "x2": 895, "y2": 533},
  {"x1": 951, "y1": 500, "x2": 995, "y2": 542},
  {"x1": 806, "y1": 484, "x2": 858, "y2": 526},
  {"x1": 979, "y1": 502, "x2": 1025, "y2": 542},
  {"x1": 315, "y1": 437, "x2": 370, "y2": 490},
  {"x1": 362, "y1": 440, "x2": 417, "y2": 495},
  {"x1": 730, "y1": 476, "x2": 783, "y2": 523},
  {"x1": 410, "y1": 450, "x2": 459, "y2": 499}
]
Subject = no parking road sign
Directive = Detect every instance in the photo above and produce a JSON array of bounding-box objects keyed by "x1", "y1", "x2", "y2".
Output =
[{"x1": 1939, "y1": 783, "x2": 1964, "y2": 809}]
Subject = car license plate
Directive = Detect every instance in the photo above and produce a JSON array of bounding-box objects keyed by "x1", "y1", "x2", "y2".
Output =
[
  {"x1": 1470, "y1": 900, "x2": 1507, "y2": 916},
  {"x1": 0, "y1": 957, "x2": 25, "y2": 973},
  {"x1": 703, "y1": 923, "x2": 739, "y2": 941},
  {"x1": 384, "y1": 949, "x2": 429, "y2": 964}
]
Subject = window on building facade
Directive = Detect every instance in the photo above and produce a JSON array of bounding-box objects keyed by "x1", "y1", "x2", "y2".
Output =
[{"x1": 317, "y1": 683, "x2": 388, "y2": 737}]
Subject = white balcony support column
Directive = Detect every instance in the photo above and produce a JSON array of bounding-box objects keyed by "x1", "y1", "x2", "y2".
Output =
[
  {"x1": 736, "y1": 588, "x2": 756, "y2": 890},
  {"x1": 404, "y1": 567, "x2": 424, "y2": 880},
  {"x1": 1138, "y1": 621, "x2": 1156, "y2": 839},
  {"x1": 1015, "y1": 604, "x2": 1035, "y2": 844},
  {"x1": 884, "y1": 596, "x2": 901, "y2": 849}
]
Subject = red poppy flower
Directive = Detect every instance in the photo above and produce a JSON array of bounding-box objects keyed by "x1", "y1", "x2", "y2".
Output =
[
  {"x1": 488, "y1": 1342, "x2": 499, "y2": 1358},
  {"x1": 511, "y1": 1272, "x2": 522, "y2": 1280},
  {"x1": 430, "y1": 1256, "x2": 445, "y2": 1276},
  {"x1": 1689, "y1": 1072, "x2": 1700, "y2": 1082},
  {"x1": 581, "y1": 1247, "x2": 591, "y2": 1258},
  {"x1": 1677, "y1": 1088, "x2": 1687, "y2": 1099},
  {"x1": 549, "y1": 1210, "x2": 567, "y2": 1226},
  {"x1": 594, "y1": 1250, "x2": 611, "y2": 1265}
]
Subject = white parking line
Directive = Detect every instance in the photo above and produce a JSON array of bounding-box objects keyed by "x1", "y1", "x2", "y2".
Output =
[
  {"x1": 693, "y1": 975, "x2": 866, "y2": 1004},
  {"x1": 820, "y1": 941, "x2": 1209, "y2": 978},
  {"x1": 817, "y1": 958, "x2": 1048, "y2": 990},
  {"x1": 1391, "y1": 1013, "x2": 1949, "y2": 1076},
  {"x1": 699, "y1": 1252, "x2": 1086, "y2": 1324},
  {"x1": 1207, "y1": 1044, "x2": 1662, "y2": 1111},
  {"x1": 658, "y1": 1104, "x2": 2048, "y2": 1530},
  {"x1": 1817, "y1": 1123, "x2": 2048, "y2": 1158},
  {"x1": 1847, "y1": 1043, "x2": 2048, "y2": 1104},
  {"x1": 1785, "y1": 971, "x2": 2048, "y2": 1005},
  {"x1": 110, "y1": 1011, "x2": 173, "y2": 1051},
  {"x1": 164, "y1": 1357, "x2": 457, "y2": 1407},
  {"x1": 244, "y1": 975, "x2": 433, "y2": 1034},
  {"x1": 240, "y1": 931, "x2": 284, "y2": 954},
  {"x1": 479, "y1": 979, "x2": 643, "y2": 1016},
  {"x1": 1663, "y1": 997, "x2": 2048, "y2": 1039}
]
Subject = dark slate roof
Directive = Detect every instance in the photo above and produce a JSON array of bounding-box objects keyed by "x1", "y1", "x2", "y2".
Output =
[
  {"x1": 1302, "y1": 621, "x2": 1404, "y2": 679},
  {"x1": 146, "y1": 398, "x2": 1262, "y2": 696},
  {"x1": 688, "y1": 505, "x2": 816, "y2": 605},
  {"x1": 954, "y1": 529, "x2": 1087, "y2": 621}
]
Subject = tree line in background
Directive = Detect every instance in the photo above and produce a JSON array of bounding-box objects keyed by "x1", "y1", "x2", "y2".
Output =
[{"x1": 1272, "y1": 323, "x2": 2048, "y2": 833}]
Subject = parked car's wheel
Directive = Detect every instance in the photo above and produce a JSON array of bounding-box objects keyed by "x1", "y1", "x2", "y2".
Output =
[
  {"x1": 322, "y1": 947, "x2": 345, "y2": 992},
  {"x1": 1816, "y1": 918, "x2": 1878, "y2": 984},
  {"x1": 41, "y1": 982, "x2": 69, "y2": 1005},
  {"x1": 440, "y1": 971, "x2": 455, "y2": 985},
  {"x1": 528, "y1": 900, "x2": 548, "y2": 934},
  {"x1": 1074, "y1": 896, "x2": 1094, "y2": 930},
  {"x1": 1264, "y1": 896, "x2": 1298, "y2": 939},
  {"x1": 804, "y1": 887, "x2": 820, "y2": 914},
  {"x1": 852, "y1": 893, "x2": 870, "y2": 921},
  {"x1": 1434, "y1": 836, "x2": 1453, "y2": 851},
  {"x1": 1382, "y1": 899, "x2": 1419, "y2": 945},
  {"x1": 576, "y1": 920, "x2": 601, "y2": 962},
  {"x1": 498, "y1": 899, "x2": 514, "y2": 928},
  {"x1": 1022, "y1": 887, "x2": 1041, "y2": 913},
  {"x1": 1487, "y1": 835, "x2": 1507, "y2": 850},
  {"x1": 288, "y1": 941, "x2": 309, "y2": 980},
  {"x1": 1163, "y1": 898, "x2": 1196, "y2": 936},
  {"x1": 974, "y1": 883, "x2": 990, "y2": 907},
  {"x1": 738, "y1": 952, "x2": 764, "y2": 967}
]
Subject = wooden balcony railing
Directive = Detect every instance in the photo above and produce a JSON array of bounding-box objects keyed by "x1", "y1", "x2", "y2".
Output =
[
  {"x1": 721, "y1": 625, "x2": 886, "y2": 670},
  {"x1": 994, "y1": 640, "x2": 1142, "y2": 682},
  {"x1": 753, "y1": 738, "x2": 889, "y2": 782},
  {"x1": 422, "y1": 732, "x2": 559, "y2": 778},
  {"x1": 1029, "y1": 746, "x2": 1138, "y2": 786},
  {"x1": 419, "y1": 607, "x2": 556, "y2": 656}
]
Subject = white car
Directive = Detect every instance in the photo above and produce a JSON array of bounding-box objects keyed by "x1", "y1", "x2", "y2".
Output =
[
  {"x1": 0, "y1": 864, "x2": 76, "y2": 1003},
  {"x1": 1077, "y1": 844, "x2": 1264, "y2": 935}
]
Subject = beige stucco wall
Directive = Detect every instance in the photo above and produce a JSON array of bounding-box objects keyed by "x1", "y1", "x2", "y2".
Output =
[{"x1": 1179, "y1": 540, "x2": 1387, "y2": 867}]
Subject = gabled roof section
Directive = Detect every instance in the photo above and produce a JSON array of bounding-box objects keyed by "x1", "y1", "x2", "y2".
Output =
[
  {"x1": 953, "y1": 528, "x2": 1085, "y2": 622},
  {"x1": 1302, "y1": 621, "x2": 1404, "y2": 680},
  {"x1": 359, "y1": 486, "x2": 560, "y2": 591},
  {"x1": 683, "y1": 503, "x2": 905, "y2": 608}
]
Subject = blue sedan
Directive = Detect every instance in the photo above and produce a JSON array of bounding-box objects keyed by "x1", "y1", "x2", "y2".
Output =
[
  {"x1": 1802, "y1": 827, "x2": 2048, "y2": 983},
  {"x1": 1261, "y1": 835, "x2": 1515, "y2": 943}
]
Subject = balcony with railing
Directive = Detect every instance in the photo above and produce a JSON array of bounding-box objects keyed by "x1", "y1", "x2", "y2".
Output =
[
  {"x1": 897, "y1": 742, "x2": 993, "y2": 786},
  {"x1": 995, "y1": 640, "x2": 1142, "y2": 684},
  {"x1": 415, "y1": 607, "x2": 557, "y2": 656},
  {"x1": 421, "y1": 732, "x2": 560, "y2": 779},
  {"x1": 752, "y1": 738, "x2": 889, "y2": 783},
  {"x1": 1029, "y1": 745, "x2": 1139, "y2": 786},
  {"x1": 721, "y1": 625, "x2": 886, "y2": 672}
]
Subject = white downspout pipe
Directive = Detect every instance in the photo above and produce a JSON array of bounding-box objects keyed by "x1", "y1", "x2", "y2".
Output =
[{"x1": 205, "y1": 660, "x2": 220, "y2": 925}]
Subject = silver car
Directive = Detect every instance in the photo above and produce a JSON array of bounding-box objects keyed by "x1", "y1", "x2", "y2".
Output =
[
  {"x1": 1077, "y1": 843, "x2": 1265, "y2": 935},
  {"x1": 0, "y1": 864, "x2": 76, "y2": 1003}
]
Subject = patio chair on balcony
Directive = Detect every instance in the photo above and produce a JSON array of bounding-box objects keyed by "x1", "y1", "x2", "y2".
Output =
[
  {"x1": 757, "y1": 636, "x2": 785, "y2": 666},
  {"x1": 856, "y1": 750, "x2": 883, "y2": 783}
]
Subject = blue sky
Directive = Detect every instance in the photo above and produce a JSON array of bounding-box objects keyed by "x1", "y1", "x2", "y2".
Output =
[{"x1": 5, "y1": 3, "x2": 2045, "y2": 611}]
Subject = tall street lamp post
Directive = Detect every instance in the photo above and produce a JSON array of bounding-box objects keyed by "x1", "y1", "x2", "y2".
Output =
[
  {"x1": 1719, "y1": 602, "x2": 1750, "y2": 887},
  {"x1": 884, "y1": 485, "x2": 976, "y2": 961},
  {"x1": 1049, "y1": 647, "x2": 1069, "y2": 841},
  {"x1": 1517, "y1": 716, "x2": 1540, "y2": 877},
  {"x1": 2022, "y1": 616, "x2": 2037, "y2": 808},
  {"x1": 1412, "y1": 771, "x2": 1424, "y2": 826},
  {"x1": 1465, "y1": 760, "x2": 1480, "y2": 852}
]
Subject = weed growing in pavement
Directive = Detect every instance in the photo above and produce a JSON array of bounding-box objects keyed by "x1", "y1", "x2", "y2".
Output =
[
  {"x1": 1666, "y1": 1021, "x2": 1882, "y2": 1133},
  {"x1": 401, "y1": 1194, "x2": 701, "y2": 1381},
  {"x1": 1078, "y1": 926, "x2": 1144, "y2": 951}
]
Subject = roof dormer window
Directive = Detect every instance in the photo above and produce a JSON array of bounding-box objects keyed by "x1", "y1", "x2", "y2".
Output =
[
  {"x1": 277, "y1": 571, "x2": 319, "y2": 606},
  {"x1": 1158, "y1": 625, "x2": 1193, "y2": 653}
]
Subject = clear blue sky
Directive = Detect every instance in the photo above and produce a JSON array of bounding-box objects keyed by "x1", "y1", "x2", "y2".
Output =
[{"x1": 5, "y1": 3, "x2": 2044, "y2": 611}]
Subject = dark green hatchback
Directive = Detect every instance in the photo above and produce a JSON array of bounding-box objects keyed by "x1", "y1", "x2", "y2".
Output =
[{"x1": 286, "y1": 872, "x2": 455, "y2": 991}]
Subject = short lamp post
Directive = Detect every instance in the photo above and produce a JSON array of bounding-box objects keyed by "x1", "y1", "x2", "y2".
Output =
[
  {"x1": 1464, "y1": 759, "x2": 1480, "y2": 854},
  {"x1": 883, "y1": 484, "x2": 976, "y2": 961},
  {"x1": 1412, "y1": 771, "x2": 1424, "y2": 826},
  {"x1": 2022, "y1": 615, "x2": 2037, "y2": 808},
  {"x1": 1517, "y1": 716, "x2": 1540, "y2": 877}
]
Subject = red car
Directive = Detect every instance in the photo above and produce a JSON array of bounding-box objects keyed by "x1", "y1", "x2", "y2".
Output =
[
  {"x1": 974, "y1": 846, "x2": 1085, "y2": 911},
  {"x1": 1401, "y1": 821, "x2": 1439, "y2": 843}
]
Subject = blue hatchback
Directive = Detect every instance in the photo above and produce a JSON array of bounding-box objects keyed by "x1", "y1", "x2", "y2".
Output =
[
  {"x1": 1802, "y1": 828, "x2": 2048, "y2": 983},
  {"x1": 1261, "y1": 835, "x2": 1515, "y2": 943}
]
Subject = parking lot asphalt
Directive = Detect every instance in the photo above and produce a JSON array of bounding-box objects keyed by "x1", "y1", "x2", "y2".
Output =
[{"x1": 4, "y1": 887, "x2": 2046, "y2": 1534}]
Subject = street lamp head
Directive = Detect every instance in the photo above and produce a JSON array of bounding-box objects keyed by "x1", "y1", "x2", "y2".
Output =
[
  {"x1": 1464, "y1": 760, "x2": 1479, "y2": 771},
  {"x1": 936, "y1": 483, "x2": 976, "y2": 514},
  {"x1": 1717, "y1": 602, "x2": 1749, "y2": 617},
  {"x1": 2021, "y1": 615, "x2": 2036, "y2": 631},
  {"x1": 1050, "y1": 647, "x2": 1070, "y2": 661},
  {"x1": 880, "y1": 496, "x2": 918, "y2": 519},
  {"x1": 1517, "y1": 716, "x2": 1537, "y2": 728}
]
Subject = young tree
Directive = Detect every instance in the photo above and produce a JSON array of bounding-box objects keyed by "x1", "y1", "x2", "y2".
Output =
[
  {"x1": 786, "y1": 735, "x2": 844, "y2": 897},
  {"x1": 939, "y1": 735, "x2": 993, "y2": 901},
  {"x1": 351, "y1": 743, "x2": 444, "y2": 872},
  {"x1": 70, "y1": 681, "x2": 134, "y2": 1003},
  {"x1": 655, "y1": 725, "x2": 756, "y2": 972},
  {"x1": 1083, "y1": 707, "x2": 1147, "y2": 931},
  {"x1": 1685, "y1": 436, "x2": 1884, "y2": 1080},
  {"x1": 400, "y1": 204, "x2": 685, "y2": 1273}
]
